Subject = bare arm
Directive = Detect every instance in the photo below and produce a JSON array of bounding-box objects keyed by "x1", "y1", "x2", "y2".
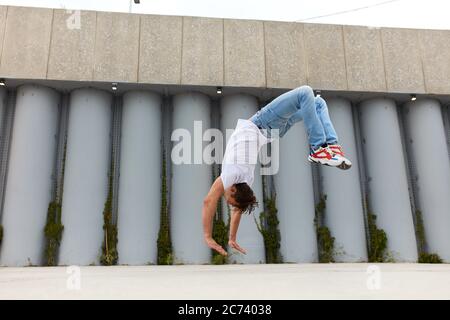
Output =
[
  {"x1": 228, "y1": 208, "x2": 247, "y2": 254},
  {"x1": 202, "y1": 177, "x2": 227, "y2": 256}
]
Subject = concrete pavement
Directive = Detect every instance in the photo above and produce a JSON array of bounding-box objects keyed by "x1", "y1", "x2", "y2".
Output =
[{"x1": 1, "y1": 263, "x2": 450, "y2": 299}]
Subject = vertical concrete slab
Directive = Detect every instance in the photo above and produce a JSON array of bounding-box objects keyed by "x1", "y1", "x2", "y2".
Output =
[
  {"x1": 418, "y1": 29, "x2": 450, "y2": 94},
  {"x1": 264, "y1": 21, "x2": 306, "y2": 89},
  {"x1": 47, "y1": 9, "x2": 96, "y2": 81},
  {"x1": 0, "y1": 6, "x2": 53, "y2": 79},
  {"x1": 93, "y1": 12, "x2": 140, "y2": 83},
  {"x1": 139, "y1": 15, "x2": 182, "y2": 85},
  {"x1": 381, "y1": 28, "x2": 425, "y2": 93},
  {"x1": 303, "y1": 23, "x2": 347, "y2": 91},
  {"x1": 343, "y1": 26, "x2": 386, "y2": 92},
  {"x1": 181, "y1": 17, "x2": 223, "y2": 86},
  {"x1": 0, "y1": 6, "x2": 7, "y2": 63},
  {"x1": 224, "y1": 19, "x2": 265, "y2": 87}
]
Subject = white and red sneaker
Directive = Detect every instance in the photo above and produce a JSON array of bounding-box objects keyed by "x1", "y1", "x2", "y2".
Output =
[
  {"x1": 308, "y1": 145, "x2": 342, "y2": 167},
  {"x1": 328, "y1": 144, "x2": 352, "y2": 170}
]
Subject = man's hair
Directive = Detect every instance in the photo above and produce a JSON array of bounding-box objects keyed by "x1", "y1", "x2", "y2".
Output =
[{"x1": 233, "y1": 183, "x2": 258, "y2": 214}]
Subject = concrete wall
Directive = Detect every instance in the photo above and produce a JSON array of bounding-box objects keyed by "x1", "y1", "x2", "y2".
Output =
[{"x1": 1, "y1": 5, "x2": 450, "y2": 94}]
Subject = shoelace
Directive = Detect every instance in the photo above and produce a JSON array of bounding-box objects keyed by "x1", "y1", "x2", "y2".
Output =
[
  {"x1": 329, "y1": 145, "x2": 344, "y2": 157},
  {"x1": 311, "y1": 146, "x2": 333, "y2": 159}
]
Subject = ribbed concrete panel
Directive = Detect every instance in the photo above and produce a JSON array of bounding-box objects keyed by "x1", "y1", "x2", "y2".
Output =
[
  {"x1": 171, "y1": 93, "x2": 211, "y2": 264},
  {"x1": 381, "y1": 28, "x2": 425, "y2": 94},
  {"x1": 0, "y1": 85, "x2": 59, "y2": 266},
  {"x1": 343, "y1": 26, "x2": 386, "y2": 92},
  {"x1": 304, "y1": 24, "x2": 347, "y2": 91},
  {"x1": 274, "y1": 121, "x2": 317, "y2": 262},
  {"x1": 320, "y1": 98, "x2": 367, "y2": 262},
  {"x1": 220, "y1": 94, "x2": 265, "y2": 264},
  {"x1": 93, "y1": 12, "x2": 140, "y2": 83},
  {"x1": 117, "y1": 91, "x2": 162, "y2": 265},
  {"x1": 139, "y1": 15, "x2": 182, "y2": 85},
  {"x1": 264, "y1": 21, "x2": 306, "y2": 89},
  {"x1": 0, "y1": 6, "x2": 7, "y2": 63},
  {"x1": 181, "y1": 17, "x2": 223, "y2": 86},
  {"x1": 0, "y1": 6, "x2": 53, "y2": 79},
  {"x1": 224, "y1": 19, "x2": 266, "y2": 87},
  {"x1": 59, "y1": 89, "x2": 112, "y2": 266},
  {"x1": 47, "y1": 9, "x2": 96, "y2": 81},
  {"x1": 418, "y1": 30, "x2": 450, "y2": 94},
  {"x1": 359, "y1": 98, "x2": 417, "y2": 262},
  {"x1": 404, "y1": 99, "x2": 450, "y2": 262}
]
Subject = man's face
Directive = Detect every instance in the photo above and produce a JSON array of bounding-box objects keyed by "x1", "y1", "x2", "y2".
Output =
[{"x1": 224, "y1": 185, "x2": 239, "y2": 207}]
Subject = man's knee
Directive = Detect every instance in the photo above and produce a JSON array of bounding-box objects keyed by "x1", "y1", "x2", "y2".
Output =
[
  {"x1": 296, "y1": 85, "x2": 314, "y2": 102},
  {"x1": 297, "y1": 85, "x2": 314, "y2": 94}
]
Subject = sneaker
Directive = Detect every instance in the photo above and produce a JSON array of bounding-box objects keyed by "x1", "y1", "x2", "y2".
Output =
[
  {"x1": 328, "y1": 144, "x2": 352, "y2": 170},
  {"x1": 308, "y1": 145, "x2": 343, "y2": 167}
]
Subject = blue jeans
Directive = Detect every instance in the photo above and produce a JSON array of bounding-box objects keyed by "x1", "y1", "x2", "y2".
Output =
[{"x1": 250, "y1": 85, "x2": 338, "y2": 150}]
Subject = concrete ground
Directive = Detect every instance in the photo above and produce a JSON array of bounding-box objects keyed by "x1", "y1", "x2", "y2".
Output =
[{"x1": 1, "y1": 263, "x2": 450, "y2": 300}]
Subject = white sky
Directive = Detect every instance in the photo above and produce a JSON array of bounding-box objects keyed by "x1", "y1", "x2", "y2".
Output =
[{"x1": 0, "y1": 0, "x2": 449, "y2": 30}]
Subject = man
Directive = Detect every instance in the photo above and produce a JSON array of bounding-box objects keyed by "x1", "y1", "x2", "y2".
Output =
[{"x1": 202, "y1": 85, "x2": 352, "y2": 256}]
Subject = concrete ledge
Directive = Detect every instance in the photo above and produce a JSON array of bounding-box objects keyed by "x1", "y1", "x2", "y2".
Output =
[{"x1": 1, "y1": 5, "x2": 450, "y2": 95}]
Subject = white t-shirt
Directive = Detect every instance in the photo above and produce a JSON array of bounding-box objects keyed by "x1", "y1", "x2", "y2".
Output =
[{"x1": 220, "y1": 119, "x2": 271, "y2": 189}]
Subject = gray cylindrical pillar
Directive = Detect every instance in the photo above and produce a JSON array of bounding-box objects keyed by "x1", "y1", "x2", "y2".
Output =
[
  {"x1": 404, "y1": 99, "x2": 450, "y2": 262},
  {"x1": 171, "y1": 92, "x2": 211, "y2": 264},
  {"x1": 0, "y1": 85, "x2": 59, "y2": 266},
  {"x1": 117, "y1": 91, "x2": 162, "y2": 265},
  {"x1": 220, "y1": 94, "x2": 265, "y2": 264},
  {"x1": 274, "y1": 117, "x2": 318, "y2": 262},
  {"x1": 359, "y1": 98, "x2": 417, "y2": 262},
  {"x1": 321, "y1": 98, "x2": 367, "y2": 262},
  {"x1": 59, "y1": 88, "x2": 112, "y2": 266}
]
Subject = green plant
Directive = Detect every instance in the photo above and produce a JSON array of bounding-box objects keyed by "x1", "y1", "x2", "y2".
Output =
[
  {"x1": 254, "y1": 196, "x2": 282, "y2": 264},
  {"x1": 100, "y1": 163, "x2": 118, "y2": 266},
  {"x1": 415, "y1": 209, "x2": 442, "y2": 263},
  {"x1": 314, "y1": 195, "x2": 335, "y2": 263},
  {"x1": 367, "y1": 210, "x2": 388, "y2": 263},
  {"x1": 419, "y1": 253, "x2": 443, "y2": 264},
  {"x1": 212, "y1": 212, "x2": 229, "y2": 265},
  {"x1": 43, "y1": 201, "x2": 64, "y2": 266},
  {"x1": 157, "y1": 149, "x2": 173, "y2": 265}
]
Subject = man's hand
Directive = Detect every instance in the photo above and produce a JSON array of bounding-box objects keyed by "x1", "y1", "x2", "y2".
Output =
[
  {"x1": 228, "y1": 239, "x2": 246, "y2": 255},
  {"x1": 205, "y1": 236, "x2": 227, "y2": 256}
]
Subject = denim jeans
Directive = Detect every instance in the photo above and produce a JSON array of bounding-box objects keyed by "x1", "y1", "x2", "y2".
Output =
[{"x1": 250, "y1": 85, "x2": 338, "y2": 150}]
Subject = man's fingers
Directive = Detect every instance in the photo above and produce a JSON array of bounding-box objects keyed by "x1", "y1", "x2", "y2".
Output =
[
  {"x1": 215, "y1": 245, "x2": 227, "y2": 256},
  {"x1": 230, "y1": 242, "x2": 247, "y2": 255},
  {"x1": 211, "y1": 243, "x2": 227, "y2": 256}
]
